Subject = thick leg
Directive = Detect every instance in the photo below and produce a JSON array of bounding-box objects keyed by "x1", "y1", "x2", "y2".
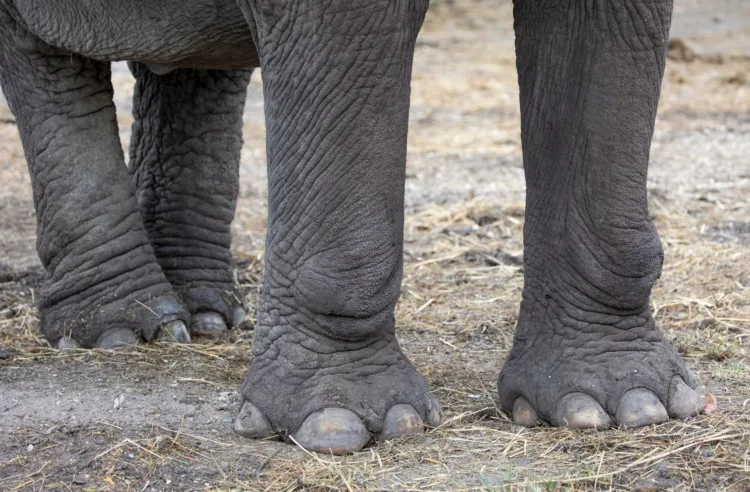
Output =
[
  {"x1": 128, "y1": 63, "x2": 252, "y2": 335},
  {"x1": 0, "y1": 15, "x2": 189, "y2": 348},
  {"x1": 498, "y1": 0, "x2": 702, "y2": 428},
  {"x1": 232, "y1": 0, "x2": 442, "y2": 453}
]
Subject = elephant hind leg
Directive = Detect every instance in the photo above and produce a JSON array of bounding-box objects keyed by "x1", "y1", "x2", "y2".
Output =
[
  {"x1": 128, "y1": 62, "x2": 252, "y2": 336},
  {"x1": 0, "y1": 16, "x2": 189, "y2": 348}
]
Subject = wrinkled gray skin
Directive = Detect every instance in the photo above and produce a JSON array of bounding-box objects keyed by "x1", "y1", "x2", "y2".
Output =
[{"x1": 0, "y1": 0, "x2": 703, "y2": 454}]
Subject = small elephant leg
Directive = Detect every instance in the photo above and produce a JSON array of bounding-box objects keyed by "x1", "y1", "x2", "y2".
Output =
[
  {"x1": 0, "y1": 17, "x2": 189, "y2": 348},
  {"x1": 128, "y1": 64, "x2": 252, "y2": 335},
  {"x1": 498, "y1": 0, "x2": 702, "y2": 428},
  {"x1": 232, "y1": 0, "x2": 442, "y2": 453}
]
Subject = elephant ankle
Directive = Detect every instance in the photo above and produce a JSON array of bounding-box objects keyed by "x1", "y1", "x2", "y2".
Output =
[
  {"x1": 515, "y1": 243, "x2": 665, "y2": 351},
  {"x1": 525, "y1": 215, "x2": 663, "y2": 311},
  {"x1": 513, "y1": 294, "x2": 659, "y2": 352},
  {"x1": 255, "y1": 294, "x2": 398, "y2": 343},
  {"x1": 261, "y1": 251, "x2": 403, "y2": 340}
]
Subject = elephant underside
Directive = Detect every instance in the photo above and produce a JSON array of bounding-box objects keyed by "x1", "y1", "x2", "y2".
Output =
[{"x1": 4, "y1": 0, "x2": 258, "y2": 69}]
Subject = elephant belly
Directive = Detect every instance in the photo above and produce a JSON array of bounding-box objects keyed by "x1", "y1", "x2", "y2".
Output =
[{"x1": 7, "y1": 0, "x2": 258, "y2": 69}]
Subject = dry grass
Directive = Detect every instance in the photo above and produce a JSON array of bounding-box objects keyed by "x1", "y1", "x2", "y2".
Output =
[{"x1": 2, "y1": 199, "x2": 749, "y2": 491}]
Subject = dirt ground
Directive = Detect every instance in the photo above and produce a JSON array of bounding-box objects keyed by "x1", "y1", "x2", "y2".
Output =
[{"x1": 1, "y1": 1, "x2": 750, "y2": 490}]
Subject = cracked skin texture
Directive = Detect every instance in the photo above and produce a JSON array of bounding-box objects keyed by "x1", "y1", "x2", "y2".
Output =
[
  {"x1": 128, "y1": 62, "x2": 252, "y2": 335},
  {"x1": 0, "y1": 0, "x2": 704, "y2": 454},
  {"x1": 497, "y1": 0, "x2": 703, "y2": 429},
  {"x1": 0, "y1": 2, "x2": 252, "y2": 346}
]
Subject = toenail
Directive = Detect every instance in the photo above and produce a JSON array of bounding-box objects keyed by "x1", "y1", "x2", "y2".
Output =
[
  {"x1": 95, "y1": 328, "x2": 139, "y2": 349},
  {"x1": 380, "y1": 404, "x2": 424, "y2": 441},
  {"x1": 158, "y1": 320, "x2": 191, "y2": 343},
  {"x1": 191, "y1": 312, "x2": 227, "y2": 336},
  {"x1": 292, "y1": 408, "x2": 370, "y2": 455},
  {"x1": 668, "y1": 376, "x2": 703, "y2": 419},
  {"x1": 234, "y1": 401, "x2": 275, "y2": 439},
  {"x1": 426, "y1": 397, "x2": 444, "y2": 428},
  {"x1": 616, "y1": 388, "x2": 668, "y2": 428},
  {"x1": 232, "y1": 306, "x2": 247, "y2": 328},
  {"x1": 552, "y1": 393, "x2": 611, "y2": 429},
  {"x1": 57, "y1": 336, "x2": 82, "y2": 350},
  {"x1": 512, "y1": 397, "x2": 539, "y2": 427}
]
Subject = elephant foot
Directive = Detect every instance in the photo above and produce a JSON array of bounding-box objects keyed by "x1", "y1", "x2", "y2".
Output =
[
  {"x1": 59, "y1": 324, "x2": 190, "y2": 350},
  {"x1": 45, "y1": 293, "x2": 191, "y2": 349},
  {"x1": 235, "y1": 331, "x2": 443, "y2": 454},
  {"x1": 498, "y1": 308, "x2": 703, "y2": 429},
  {"x1": 176, "y1": 284, "x2": 245, "y2": 336}
]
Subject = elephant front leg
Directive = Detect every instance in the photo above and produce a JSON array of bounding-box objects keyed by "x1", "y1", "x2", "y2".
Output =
[
  {"x1": 498, "y1": 0, "x2": 703, "y2": 428},
  {"x1": 128, "y1": 64, "x2": 253, "y2": 336},
  {"x1": 233, "y1": 0, "x2": 442, "y2": 453},
  {"x1": 0, "y1": 24, "x2": 189, "y2": 348}
]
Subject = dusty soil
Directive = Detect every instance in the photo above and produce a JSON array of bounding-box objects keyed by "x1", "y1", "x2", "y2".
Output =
[{"x1": 1, "y1": 1, "x2": 749, "y2": 490}]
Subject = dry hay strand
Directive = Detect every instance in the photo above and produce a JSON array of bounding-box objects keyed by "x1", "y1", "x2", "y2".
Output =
[
  {"x1": 3, "y1": 412, "x2": 749, "y2": 491},
  {"x1": 216, "y1": 413, "x2": 750, "y2": 491},
  {"x1": 0, "y1": 286, "x2": 45, "y2": 353}
]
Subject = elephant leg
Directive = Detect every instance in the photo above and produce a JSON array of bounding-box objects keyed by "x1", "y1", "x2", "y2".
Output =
[
  {"x1": 0, "y1": 17, "x2": 189, "y2": 348},
  {"x1": 232, "y1": 0, "x2": 442, "y2": 453},
  {"x1": 128, "y1": 63, "x2": 252, "y2": 336},
  {"x1": 498, "y1": 0, "x2": 703, "y2": 428}
]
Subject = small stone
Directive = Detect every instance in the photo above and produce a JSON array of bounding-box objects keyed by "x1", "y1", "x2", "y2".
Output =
[
  {"x1": 113, "y1": 394, "x2": 125, "y2": 410},
  {"x1": 154, "y1": 436, "x2": 166, "y2": 451}
]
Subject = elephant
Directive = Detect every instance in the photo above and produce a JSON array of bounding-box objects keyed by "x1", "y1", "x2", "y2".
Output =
[{"x1": 0, "y1": 0, "x2": 705, "y2": 454}]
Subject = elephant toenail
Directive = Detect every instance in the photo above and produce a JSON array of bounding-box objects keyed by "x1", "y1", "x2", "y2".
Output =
[
  {"x1": 512, "y1": 397, "x2": 539, "y2": 427},
  {"x1": 552, "y1": 393, "x2": 611, "y2": 429},
  {"x1": 191, "y1": 312, "x2": 227, "y2": 336},
  {"x1": 157, "y1": 320, "x2": 191, "y2": 344},
  {"x1": 57, "y1": 336, "x2": 82, "y2": 350},
  {"x1": 234, "y1": 401, "x2": 275, "y2": 439},
  {"x1": 616, "y1": 388, "x2": 668, "y2": 428},
  {"x1": 667, "y1": 376, "x2": 703, "y2": 419},
  {"x1": 291, "y1": 408, "x2": 370, "y2": 455},
  {"x1": 95, "y1": 328, "x2": 139, "y2": 349},
  {"x1": 426, "y1": 397, "x2": 445, "y2": 428},
  {"x1": 232, "y1": 306, "x2": 247, "y2": 328},
  {"x1": 380, "y1": 404, "x2": 424, "y2": 441}
]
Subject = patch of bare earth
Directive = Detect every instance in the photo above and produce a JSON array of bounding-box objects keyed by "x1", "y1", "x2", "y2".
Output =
[{"x1": 1, "y1": 1, "x2": 749, "y2": 490}]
